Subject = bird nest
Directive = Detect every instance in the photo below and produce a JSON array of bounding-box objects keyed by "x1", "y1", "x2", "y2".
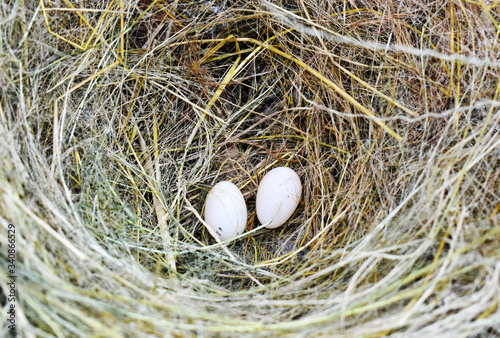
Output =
[{"x1": 1, "y1": 0, "x2": 499, "y2": 336}]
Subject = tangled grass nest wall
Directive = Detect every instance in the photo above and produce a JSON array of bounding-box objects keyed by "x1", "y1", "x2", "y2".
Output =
[{"x1": 1, "y1": 0, "x2": 499, "y2": 336}]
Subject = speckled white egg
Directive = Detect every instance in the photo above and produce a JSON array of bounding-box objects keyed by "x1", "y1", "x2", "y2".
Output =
[
  {"x1": 256, "y1": 167, "x2": 302, "y2": 229},
  {"x1": 204, "y1": 181, "x2": 247, "y2": 241}
]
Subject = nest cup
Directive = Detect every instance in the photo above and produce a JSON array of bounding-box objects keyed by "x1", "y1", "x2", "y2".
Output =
[{"x1": 1, "y1": 0, "x2": 500, "y2": 337}]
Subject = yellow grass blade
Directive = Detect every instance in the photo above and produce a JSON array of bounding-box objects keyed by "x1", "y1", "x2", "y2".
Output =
[{"x1": 245, "y1": 38, "x2": 403, "y2": 140}]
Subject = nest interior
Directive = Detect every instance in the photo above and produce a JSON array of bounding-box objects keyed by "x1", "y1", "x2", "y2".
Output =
[{"x1": 0, "y1": 0, "x2": 499, "y2": 336}]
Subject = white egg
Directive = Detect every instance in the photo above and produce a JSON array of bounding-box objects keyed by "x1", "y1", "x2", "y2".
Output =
[
  {"x1": 256, "y1": 167, "x2": 302, "y2": 229},
  {"x1": 204, "y1": 181, "x2": 247, "y2": 241}
]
